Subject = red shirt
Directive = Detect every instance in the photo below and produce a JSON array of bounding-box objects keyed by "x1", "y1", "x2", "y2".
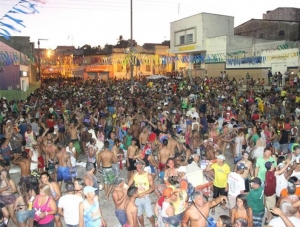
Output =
[{"x1": 264, "y1": 171, "x2": 276, "y2": 196}]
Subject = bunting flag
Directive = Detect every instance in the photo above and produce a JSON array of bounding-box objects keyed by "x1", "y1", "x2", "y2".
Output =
[{"x1": 0, "y1": 0, "x2": 46, "y2": 40}]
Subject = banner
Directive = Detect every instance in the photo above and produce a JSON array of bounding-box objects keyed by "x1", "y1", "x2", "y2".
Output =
[{"x1": 0, "y1": 0, "x2": 46, "y2": 40}]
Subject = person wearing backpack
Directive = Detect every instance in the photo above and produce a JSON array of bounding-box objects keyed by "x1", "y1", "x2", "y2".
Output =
[{"x1": 264, "y1": 160, "x2": 291, "y2": 225}]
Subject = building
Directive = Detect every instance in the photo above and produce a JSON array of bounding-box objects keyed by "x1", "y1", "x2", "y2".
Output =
[
  {"x1": 170, "y1": 12, "x2": 300, "y2": 79},
  {"x1": 234, "y1": 8, "x2": 300, "y2": 41}
]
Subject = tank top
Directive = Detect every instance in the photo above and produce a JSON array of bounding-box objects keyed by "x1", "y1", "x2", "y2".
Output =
[
  {"x1": 276, "y1": 173, "x2": 287, "y2": 197},
  {"x1": 161, "y1": 201, "x2": 171, "y2": 218},
  {"x1": 279, "y1": 130, "x2": 289, "y2": 144},
  {"x1": 33, "y1": 196, "x2": 54, "y2": 224},
  {"x1": 87, "y1": 145, "x2": 96, "y2": 163},
  {"x1": 134, "y1": 172, "x2": 149, "y2": 194},
  {"x1": 25, "y1": 131, "x2": 36, "y2": 149},
  {"x1": 83, "y1": 198, "x2": 102, "y2": 227},
  {"x1": 0, "y1": 146, "x2": 10, "y2": 159},
  {"x1": 30, "y1": 149, "x2": 38, "y2": 170}
]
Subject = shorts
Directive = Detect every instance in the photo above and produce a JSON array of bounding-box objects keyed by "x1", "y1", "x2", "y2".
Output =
[
  {"x1": 112, "y1": 163, "x2": 120, "y2": 177},
  {"x1": 102, "y1": 167, "x2": 115, "y2": 185},
  {"x1": 57, "y1": 166, "x2": 72, "y2": 183},
  {"x1": 47, "y1": 161, "x2": 56, "y2": 174},
  {"x1": 12, "y1": 147, "x2": 22, "y2": 154},
  {"x1": 3, "y1": 158, "x2": 10, "y2": 166},
  {"x1": 158, "y1": 163, "x2": 166, "y2": 172},
  {"x1": 0, "y1": 193, "x2": 16, "y2": 205},
  {"x1": 115, "y1": 209, "x2": 127, "y2": 226},
  {"x1": 162, "y1": 216, "x2": 180, "y2": 226},
  {"x1": 70, "y1": 166, "x2": 77, "y2": 178},
  {"x1": 127, "y1": 158, "x2": 136, "y2": 171},
  {"x1": 213, "y1": 185, "x2": 227, "y2": 198},
  {"x1": 244, "y1": 178, "x2": 250, "y2": 193},
  {"x1": 280, "y1": 144, "x2": 289, "y2": 154},
  {"x1": 16, "y1": 210, "x2": 34, "y2": 223},
  {"x1": 265, "y1": 194, "x2": 276, "y2": 210},
  {"x1": 71, "y1": 139, "x2": 81, "y2": 154},
  {"x1": 144, "y1": 165, "x2": 155, "y2": 174},
  {"x1": 38, "y1": 156, "x2": 45, "y2": 169},
  {"x1": 135, "y1": 196, "x2": 153, "y2": 217},
  {"x1": 228, "y1": 194, "x2": 237, "y2": 209}
]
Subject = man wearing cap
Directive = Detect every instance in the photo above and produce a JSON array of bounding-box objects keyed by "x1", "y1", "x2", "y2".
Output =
[
  {"x1": 58, "y1": 182, "x2": 83, "y2": 227},
  {"x1": 235, "y1": 151, "x2": 253, "y2": 192},
  {"x1": 255, "y1": 147, "x2": 277, "y2": 185},
  {"x1": 79, "y1": 186, "x2": 106, "y2": 227},
  {"x1": 128, "y1": 160, "x2": 156, "y2": 227},
  {"x1": 205, "y1": 154, "x2": 230, "y2": 213},
  {"x1": 112, "y1": 177, "x2": 127, "y2": 227},
  {"x1": 227, "y1": 163, "x2": 246, "y2": 210},
  {"x1": 264, "y1": 159, "x2": 291, "y2": 225},
  {"x1": 246, "y1": 177, "x2": 265, "y2": 227}
]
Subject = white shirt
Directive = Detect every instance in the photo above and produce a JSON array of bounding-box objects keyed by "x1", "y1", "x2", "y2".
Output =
[
  {"x1": 227, "y1": 172, "x2": 245, "y2": 197},
  {"x1": 268, "y1": 216, "x2": 300, "y2": 227},
  {"x1": 58, "y1": 194, "x2": 83, "y2": 225},
  {"x1": 66, "y1": 146, "x2": 76, "y2": 167},
  {"x1": 30, "y1": 148, "x2": 38, "y2": 171},
  {"x1": 275, "y1": 173, "x2": 287, "y2": 197}
]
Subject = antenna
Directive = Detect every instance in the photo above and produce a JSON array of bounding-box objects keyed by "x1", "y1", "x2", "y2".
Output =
[{"x1": 178, "y1": 3, "x2": 180, "y2": 14}]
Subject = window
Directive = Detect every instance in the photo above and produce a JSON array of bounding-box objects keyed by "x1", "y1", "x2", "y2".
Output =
[
  {"x1": 186, "y1": 34, "x2": 193, "y2": 43},
  {"x1": 259, "y1": 33, "x2": 263, "y2": 38},
  {"x1": 117, "y1": 64, "x2": 123, "y2": 72},
  {"x1": 279, "y1": 30, "x2": 285, "y2": 36},
  {"x1": 146, "y1": 65, "x2": 151, "y2": 71},
  {"x1": 180, "y1": 36, "x2": 185, "y2": 45}
]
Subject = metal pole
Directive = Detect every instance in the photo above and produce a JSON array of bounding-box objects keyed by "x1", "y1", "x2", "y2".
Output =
[
  {"x1": 130, "y1": 0, "x2": 134, "y2": 94},
  {"x1": 38, "y1": 40, "x2": 40, "y2": 81}
]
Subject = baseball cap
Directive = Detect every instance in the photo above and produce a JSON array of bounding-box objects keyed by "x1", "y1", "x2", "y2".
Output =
[
  {"x1": 237, "y1": 163, "x2": 248, "y2": 170},
  {"x1": 216, "y1": 155, "x2": 226, "y2": 161},
  {"x1": 83, "y1": 186, "x2": 98, "y2": 195},
  {"x1": 250, "y1": 177, "x2": 262, "y2": 185},
  {"x1": 265, "y1": 161, "x2": 274, "y2": 170},
  {"x1": 163, "y1": 188, "x2": 174, "y2": 198},
  {"x1": 114, "y1": 177, "x2": 125, "y2": 185},
  {"x1": 134, "y1": 160, "x2": 145, "y2": 166}
]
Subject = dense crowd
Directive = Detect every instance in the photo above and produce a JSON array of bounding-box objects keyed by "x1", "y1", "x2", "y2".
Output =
[{"x1": 0, "y1": 71, "x2": 300, "y2": 227}]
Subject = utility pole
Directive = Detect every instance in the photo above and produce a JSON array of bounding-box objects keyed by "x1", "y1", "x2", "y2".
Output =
[
  {"x1": 37, "y1": 38, "x2": 48, "y2": 81},
  {"x1": 130, "y1": 0, "x2": 134, "y2": 94}
]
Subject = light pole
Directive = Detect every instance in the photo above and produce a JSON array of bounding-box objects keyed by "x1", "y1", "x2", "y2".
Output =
[
  {"x1": 130, "y1": 0, "x2": 134, "y2": 94},
  {"x1": 37, "y1": 38, "x2": 48, "y2": 81}
]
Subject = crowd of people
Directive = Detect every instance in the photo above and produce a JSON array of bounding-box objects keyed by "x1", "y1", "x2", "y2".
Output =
[{"x1": 0, "y1": 72, "x2": 300, "y2": 227}]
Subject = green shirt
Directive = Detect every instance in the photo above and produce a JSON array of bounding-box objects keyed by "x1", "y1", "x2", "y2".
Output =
[
  {"x1": 247, "y1": 186, "x2": 264, "y2": 214},
  {"x1": 256, "y1": 156, "x2": 277, "y2": 182},
  {"x1": 251, "y1": 134, "x2": 259, "y2": 146}
]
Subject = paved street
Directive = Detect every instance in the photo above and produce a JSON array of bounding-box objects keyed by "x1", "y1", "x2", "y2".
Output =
[{"x1": 8, "y1": 149, "x2": 235, "y2": 227}]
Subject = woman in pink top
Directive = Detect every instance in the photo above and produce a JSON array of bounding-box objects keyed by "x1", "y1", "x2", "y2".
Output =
[{"x1": 33, "y1": 184, "x2": 57, "y2": 227}]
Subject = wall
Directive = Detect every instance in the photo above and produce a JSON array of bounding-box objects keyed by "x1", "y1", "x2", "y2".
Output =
[
  {"x1": 263, "y1": 8, "x2": 300, "y2": 21},
  {"x1": 0, "y1": 65, "x2": 20, "y2": 90},
  {"x1": 234, "y1": 20, "x2": 300, "y2": 41}
]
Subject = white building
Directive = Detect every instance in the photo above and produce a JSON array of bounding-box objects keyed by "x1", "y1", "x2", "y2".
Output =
[{"x1": 170, "y1": 13, "x2": 300, "y2": 79}]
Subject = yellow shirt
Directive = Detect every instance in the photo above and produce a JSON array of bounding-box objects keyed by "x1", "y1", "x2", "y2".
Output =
[
  {"x1": 211, "y1": 163, "x2": 230, "y2": 188},
  {"x1": 134, "y1": 172, "x2": 149, "y2": 194},
  {"x1": 172, "y1": 190, "x2": 187, "y2": 215},
  {"x1": 281, "y1": 90, "x2": 287, "y2": 97}
]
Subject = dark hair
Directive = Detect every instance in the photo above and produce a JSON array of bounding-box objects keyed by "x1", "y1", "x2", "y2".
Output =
[
  {"x1": 162, "y1": 139, "x2": 168, "y2": 146},
  {"x1": 235, "y1": 218, "x2": 248, "y2": 227},
  {"x1": 74, "y1": 178, "x2": 85, "y2": 189},
  {"x1": 127, "y1": 186, "x2": 138, "y2": 198},
  {"x1": 235, "y1": 194, "x2": 249, "y2": 210},
  {"x1": 293, "y1": 145, "x2": 300, "y2": 151},
  {"x1": 86, "y1": 162, "x2": 95, "y2": 171},
  {"x1": 166, "y1": 158, "x2": 176, "y2": 169},
  {"x1": 40, "y1": 172, "x2": 53, "y2": 182},
  {"x1": 104, "y1": 140, "x2": 109, "y2": 148},
  {"x1": 219, "y1": 215, "x2": 232, "y2": 227},
  {"x1": 288, "y1": 176, "x2": 298, "y2": 184},
  {"x1": 18, "y1": 181, "x2": 28, "y2": 205},
  {"x1": 277, "y1": 156, "x2": 285, "y2": 166},
  {"x1": 65, "y1": 182, "x2": 75, "y2": 192}
]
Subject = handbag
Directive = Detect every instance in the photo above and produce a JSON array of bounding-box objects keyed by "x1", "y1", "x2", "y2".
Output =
[{"x1": 193, "y1": 202, "x2": 216, "y2": 227}]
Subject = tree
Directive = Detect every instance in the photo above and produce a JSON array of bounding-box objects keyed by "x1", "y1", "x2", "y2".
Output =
[{"x1": 114, "y1": 35, "x2": 137, "y2": 48}]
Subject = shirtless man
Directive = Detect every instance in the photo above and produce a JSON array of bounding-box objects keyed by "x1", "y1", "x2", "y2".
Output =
[
  {"x1": 98, "y1": 140, "x2": 117, "y2": 200},
  {"x1": 112, "y1": 177, "x2": 128, "y2": 227},
  {"x1": 182, "y1": 191, "x2": 227, "y2": 227},
  {"x1": 44, "y1": 140, "x2": 58, "y2": 179},
  {"x1": 158, "y1": 139, "x2": 172, "y2": 181},
  {"x1": 112, "y1": 138, "x2": 121, "y2": 177},
  {"x1": 56, "y1": 145, "x2": 72, "y2": 189},
  {"x1": 127, "y1": 138, "x2": 139, "y2": 181},
  {"x1": 125, "y1": 186, "x2": 139, "y2": 227},
  {"x1": 67, "y1": 121, "x2": 82, "y2": 154},
  {"x1": 139, "y1": 127, "x2": 149, "y2": 149},
  {"x1": 12, "y1": 152, "x2": 31, "y2": 180},
  {"x1": 234, "y1": 151, "x2": 253, "y2": 192},
  {"x1": 131, "y1": 119, "x2": 140, "y2": 141},
  {"x1": 167, "y1": 133, "x2": 181, "y2": 157}
]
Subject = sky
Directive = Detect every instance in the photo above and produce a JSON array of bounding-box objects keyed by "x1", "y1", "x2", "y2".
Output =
[{"x1": 0, "y1": 0, "x2": 299, "y2": 49}]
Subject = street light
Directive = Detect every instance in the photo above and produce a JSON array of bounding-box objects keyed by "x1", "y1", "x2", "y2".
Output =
[{"x1": 37, "y1": 38, "x2": 48, "y2": 81}]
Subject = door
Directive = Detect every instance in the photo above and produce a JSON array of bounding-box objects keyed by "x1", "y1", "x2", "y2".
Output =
[{"x1": 271, "y1": 63, "x2": 287, "y2": 75}]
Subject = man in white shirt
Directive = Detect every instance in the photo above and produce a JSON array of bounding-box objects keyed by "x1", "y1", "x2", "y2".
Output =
[
  {"x1": 227, "y1": 162, "x2": 246, "y2": 210},
  {"x1": 268, "y1": 201, "x2": 300, "y2": 227},
  {"x1": 58, "y1": 182, "x2": 83, "y2": 227}
]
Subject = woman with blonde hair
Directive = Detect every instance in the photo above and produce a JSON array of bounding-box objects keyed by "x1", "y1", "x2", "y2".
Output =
[{"x1": 32, "y1": 184, "x2": 57, "y2": 227}]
